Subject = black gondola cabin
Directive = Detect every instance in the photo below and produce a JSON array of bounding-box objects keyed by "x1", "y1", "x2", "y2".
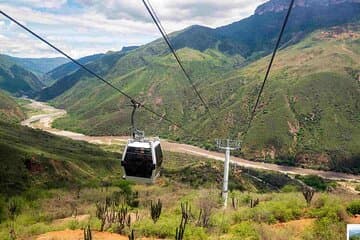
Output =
[{"x1": 121, "y1": 138, "x2": 163, "y2": 183}]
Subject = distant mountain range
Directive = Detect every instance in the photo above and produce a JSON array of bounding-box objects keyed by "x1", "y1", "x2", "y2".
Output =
[{"x1": 0, "y1": 54, "x2": 68, "y2": 76}]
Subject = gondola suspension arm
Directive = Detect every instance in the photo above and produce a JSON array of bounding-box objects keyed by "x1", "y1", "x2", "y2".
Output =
[{"x1": 130, "y1": 100, "x2": 144, "y2": 140}]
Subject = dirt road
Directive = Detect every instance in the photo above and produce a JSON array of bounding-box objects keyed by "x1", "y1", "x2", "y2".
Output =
[{"x1": 21, "y1": 99, "x2": 360, "y2": 181}]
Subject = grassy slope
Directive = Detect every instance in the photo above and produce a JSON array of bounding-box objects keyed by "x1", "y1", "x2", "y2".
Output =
[
  {"x1": 200, "y1": 26, "x2": 360, "y2": 170},
  {"x1": 51, "y1": 25, "x2": 360, "y2": 171},
  {"x1": 0, "y1": 149, "x2": 357, "y2": 240},
  {"x1": 0, "y1": 55, "x2": 43, "y2": 95},
  {"x1": 0, "y1": 91, "x2": 26, "y2": 123},
  {"x1": 0, "y1": 119, "x2": 121, "y2": 196},
  {"x1": 52, "y1": 47, "x2": 241, "y2": 135}
]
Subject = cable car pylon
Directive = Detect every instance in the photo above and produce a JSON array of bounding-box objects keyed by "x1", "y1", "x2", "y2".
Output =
[{"x1": 216, "y1": 139, "x2": 241, "y2": 208}]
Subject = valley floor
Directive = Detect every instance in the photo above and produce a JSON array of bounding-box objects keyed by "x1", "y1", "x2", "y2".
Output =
[{"x1": 21, "y1": 98, "x2": 360, "y2": 182}]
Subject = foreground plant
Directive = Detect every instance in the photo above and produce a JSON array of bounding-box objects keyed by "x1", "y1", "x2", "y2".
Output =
[
  {"x1": 302, "y1": 186, "x2": 315, "y2": 205},
  {"x1": 175, "y1": 202, "x2": 191, "y2": 240},
  {"x1": 83, "y1": 225, "x2": 92, "y2": 240},
  {"x1": 150, "y1": 199, "x2": 162, "y2": 223}
]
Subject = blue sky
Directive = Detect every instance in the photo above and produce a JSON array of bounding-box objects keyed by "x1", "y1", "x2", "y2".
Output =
[{"x1": 0, "y1": 0, "x2": 266, "y2": 58}]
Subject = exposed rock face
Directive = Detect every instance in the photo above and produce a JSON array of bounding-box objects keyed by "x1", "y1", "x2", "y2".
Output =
[{"x1": 255, "y1": 0, "x2": 360, "y2": 15}]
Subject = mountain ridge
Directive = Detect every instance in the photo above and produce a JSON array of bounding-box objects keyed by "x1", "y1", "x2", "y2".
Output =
[
  {"x1": 0, "y1": 55, "x2": 44, "y2": 95},
  {"x1": 0, "y1": 54, "x2": 69, "y2": 76},
  {"x1": 255, "y1": 0, "x2": 360, "y2": 15}
]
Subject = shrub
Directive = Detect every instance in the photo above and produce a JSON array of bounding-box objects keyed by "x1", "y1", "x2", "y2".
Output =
[
  {"x1": 309, "y1": 197, "x2": 347, "y2": 221},
  {"x1": 303, "y1": 217, "x2": 345, "y2": 240},
  {"x1": 281, "y1": 185, "x2": 299, "y2": 193},
  {"x1": 234, "y1": 195, "x2": 304, "y2": 224},
  {"x1": 133, "y1": 217, "x2": 177, "y2": 239},
  {"x1": 150, "y1": 199, "x2": 162, "y2": 223},
  {"x1": 347, "y1": 200, "x2": 360, "y2": 215},
  {"x1": 68, "y1": 220, "x2": 79, "y2": 230},
  {"x1": 8, "y1": 197, "x2": 23, "y2": 221},
  {"x1": 296, "y1": 175, "x2": 329, "y2": 191},
  {"x1": 113, "y1": 180, "x2": 133, "y2": 196},
  {"x1": 230, "y1": 221, "x2": 259, "y2": 240}
]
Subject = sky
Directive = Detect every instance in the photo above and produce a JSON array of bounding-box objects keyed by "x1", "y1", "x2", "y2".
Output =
[{"x1": 0, "y1": 0, "x2": 267, "y2": 59}]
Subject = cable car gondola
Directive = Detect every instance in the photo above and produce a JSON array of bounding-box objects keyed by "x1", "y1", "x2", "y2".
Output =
[{"x1": 121, "y1": 101, "x2": 163, "y2": 183}]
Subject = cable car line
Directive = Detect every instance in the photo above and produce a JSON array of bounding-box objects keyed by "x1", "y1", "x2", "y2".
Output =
[
  {"x1": 142, "y1": 0, "x2": 214, "y2": 121},
  {"x1": 144, "y1": 0, "x2": 170, "y2": 44},
  {"x1": 0, "y1": 10, "x2": 185, "y2": 131},
  {"x1": 246, "y1": 0, "x2": 295, "y2": 131}
]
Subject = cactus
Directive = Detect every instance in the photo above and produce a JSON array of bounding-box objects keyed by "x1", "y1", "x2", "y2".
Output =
[
  {"x1": 150, "y1": 199, "x2": 162, "y2": 223},
  {"x1": 175, "y1": 202, "x2": 191, "y2": 240},
  {"x1": 302, "y1": 186, "x2": 315, "y2": 205},
  {"x1": 8, "y1": 198, "x2": 21, "y2": 240},
  {"x1": 95, "y1": 197, "x2": 110, "y2": 231},
  {"x1": 83, "y1": 225, "x2": 92, "y2": 240},
  {"x1": 231, "y1": 194, "x2": 238, "y2": 209},
  {"x1": 128, "y1": 229, "x2": 135, "y2": 240},
  {"x1": 250, "y1": 198, "x2": 259, "y2": 208}
]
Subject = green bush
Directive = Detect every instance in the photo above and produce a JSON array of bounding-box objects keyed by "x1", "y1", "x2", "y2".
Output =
[
  {"x1": 234, "y1": 195, "x2": 304, "y2": 224},
  {"x1": 230, "y1": 221, "x2": 259, "y2": 240},
  {"x1": 68, "y1": 220, "x2": 79, "y2": 230},
  {"x1": 347, "y1": 200, "x2": 360, "y2": 215},
  {"x1": 309, "y1": 197, "x2": 347, "y2": 221},
  {"x1": 303, "y1": 217, "x2": 345, "y2": 240},
  {"x1": 133, "y1": 215, "x2": 207, "y2": 240},
  {"x1": 112, "y1": 180, "x2": 133, "y2": 195},
  {"x1": 296, "y1": 175, "x2": 329, "y2": 191},
  {"x1": 133, "y1": 217, "x2": 177, "y2": 238},
  {"x1": 281, "y1": 185, "x2": 299, "y2": 193}
]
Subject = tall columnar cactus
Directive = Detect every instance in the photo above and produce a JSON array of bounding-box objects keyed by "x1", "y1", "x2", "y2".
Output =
[
  {"x1": 150, "y1": 199, "x2": 162, "y2": 223},
  {"x1": 83, "y1": 225, "x2": 92, "y2": 240},
  {"x1": 175, "y1": 202, "x2": 191, "y2": 240},
  {"x1": 96, "y1": 197, "x2": 110, "y2": 231},
  {"x1": 128, "y1": 229, "x2": 135, "y2": 240},
  {"x1": 250, "y1": 198, "x2": 260, "y2": 208}
]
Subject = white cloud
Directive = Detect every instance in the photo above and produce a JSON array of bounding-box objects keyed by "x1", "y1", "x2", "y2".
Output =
[
  {"x1": 0, "y1": 0, "x2": 267, "y2": 58},
  {"x1": 7, "y1": 0, "x2": 67, "y2": 9}
]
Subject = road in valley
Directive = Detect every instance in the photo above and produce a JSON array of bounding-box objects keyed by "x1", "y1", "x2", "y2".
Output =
[{"x1": 21, "y1": 99, "x2": 360, "y2": 181}]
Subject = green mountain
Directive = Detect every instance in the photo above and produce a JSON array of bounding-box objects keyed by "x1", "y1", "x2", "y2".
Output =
[
  {"x1": 49, "y1": 24, "x2": 360, "y2": 172},
  {"x1": 32, "y1": 0, "x2": 360, "y2": 172},
  {"x1": 216, "y1": 0, "x2": 360, "y2": 57},
  {"x1": 37, "y1": 50, "x2": 132, "y2": 101},
  {"x1": 36, "y1": 0, "x2": 360, "y2": 102},
  {"x1": 0, "y1": 80, "x2": 120, "y2": 197},
  {"x1": 0, "y1": 55, "x2": 44, "y2": 95},
  {"x1": 0, "y1": 91, "x2": 25, "y2": 123},
  {"x1": 0, "y1": 54, "x2": 69, "y2": 77},
  {"x1": 144, "y1": 0, "x2": 360, "y2": 58},
  {"x1": 0, "y1": 120, "x2": 121, "y2": 196},
  {"x1": 43, "y1": 53, "x2": 104, "y2": 86}
]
